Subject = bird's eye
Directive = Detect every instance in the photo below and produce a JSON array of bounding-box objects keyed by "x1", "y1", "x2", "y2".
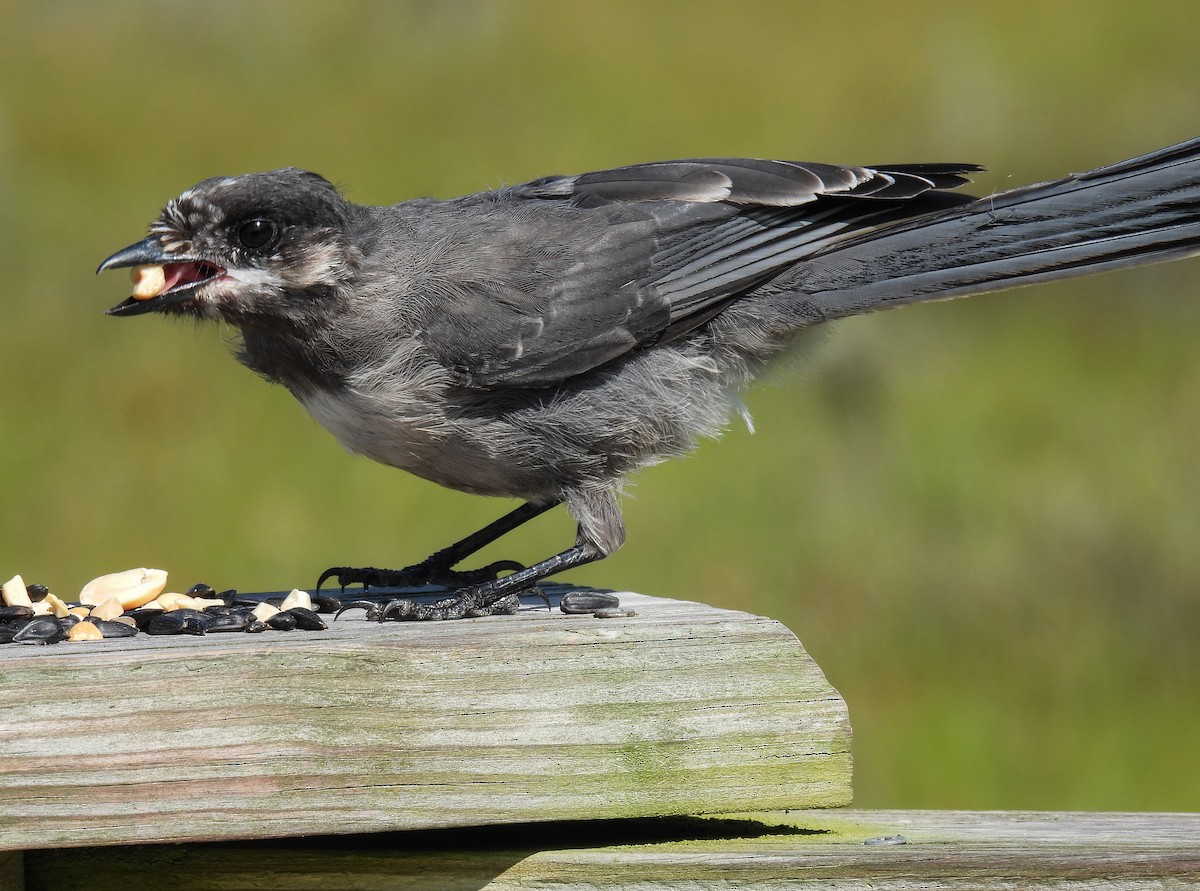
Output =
[{"x1": 236, "y1": 218, "x2": 278, "y2": 251}]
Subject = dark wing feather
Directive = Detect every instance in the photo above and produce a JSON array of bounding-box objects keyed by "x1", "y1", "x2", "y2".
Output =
[
  {"x1": 425, "y1": 158, "x2": 980, "y2": 387},
  {"x1": 516, "y1": 158, "x2": 979, "y2": 205}
]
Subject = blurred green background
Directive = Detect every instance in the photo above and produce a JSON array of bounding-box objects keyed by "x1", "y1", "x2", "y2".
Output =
[{"x1": 2, "y1": 1, "x2": 1198, "y2": 811}]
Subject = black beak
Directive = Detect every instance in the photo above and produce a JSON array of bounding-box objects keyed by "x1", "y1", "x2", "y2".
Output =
[
  {"x1": 96, "y1": 236, "x2": 168, "y2": 274},
  {"x1": 97, "y1": 236, "x2": 222, "y2": 317},
  {"x1": 98, "y1": 236, "x2": 170, "y2": 317}
]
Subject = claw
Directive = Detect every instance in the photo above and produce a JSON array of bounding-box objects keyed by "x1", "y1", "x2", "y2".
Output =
[
  {"x1": 316, "y1": 566, "x2": 351, "y2": 593},
  {"x1": 333, "y1": 600, "x2": 381, "y2": 621},
  {"x1": 524, "y1": 586, "x2": 553, "y2": 611}
]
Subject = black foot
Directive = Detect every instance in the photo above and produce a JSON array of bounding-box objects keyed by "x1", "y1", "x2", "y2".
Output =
[
  {"x1": 334, "y1": 584, "x2": 553, "y2": 623},
  {"x1": 316, "y1": 559, "x2": 524, "y2": 593},
  {"x1": 381, "y1": 589, "x2": 523, "y2": 621},
  {"x1": 335, "y1": 588, "x2": 535, "y2": 622}
]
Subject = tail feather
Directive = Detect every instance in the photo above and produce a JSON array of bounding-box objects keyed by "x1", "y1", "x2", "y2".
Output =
[{"x1": 793, "y1": 136, "x2": 1200, "y2": 320}]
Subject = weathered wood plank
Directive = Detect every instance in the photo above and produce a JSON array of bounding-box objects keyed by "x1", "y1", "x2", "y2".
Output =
[
  {"x1": 19, "y1": 810, "x2": 1200, "y2": 890},
  {"x1": 0, "y1": 589, "x2": 850, "y2": 851}
]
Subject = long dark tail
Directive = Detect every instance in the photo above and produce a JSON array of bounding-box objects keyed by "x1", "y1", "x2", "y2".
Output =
[{"x1": 793, "y1": 137, "x2": 1200, "y2": 319}]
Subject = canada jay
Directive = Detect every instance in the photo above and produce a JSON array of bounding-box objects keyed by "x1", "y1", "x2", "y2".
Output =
[{"x1": 99, "y1": 138, "x2": 1200, "y2": 620}]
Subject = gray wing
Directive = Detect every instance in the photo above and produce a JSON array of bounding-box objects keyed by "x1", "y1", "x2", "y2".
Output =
[{"x1": 422, "y1": 158, "x2": 981, "y2": 388}]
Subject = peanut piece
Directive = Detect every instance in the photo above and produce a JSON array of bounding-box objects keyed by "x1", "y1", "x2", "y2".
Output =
[
  {"x1": 90, "y1": 597, "x2": 124, "y2": 622},
  {"x1": 80, "y1": 568, "x2": 167, "y2": 610},
  {"x1": 2, "y1": 575, "x2": 31, "y2": 607},
  {"x1": 44, "y1": 592, "x2": 69, "y2": 618},
  {"x1": 67, "y1": 621, "x2": 103, "y2": 642},
  {"x1": 251, "y1": 603, "x2": 279, "y2": 623},
  {"x1": 131, "y1": 264, "x2": 166, "y2": 300},
  {"x1": 279, "y1": 589, "x2": 312, "y2": 612},
  {"x1": 156, "y1": 592, "x2": 192, "y2": 610}
]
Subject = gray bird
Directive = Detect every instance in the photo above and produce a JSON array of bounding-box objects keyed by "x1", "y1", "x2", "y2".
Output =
[{"x1": 99, "y1": 138, "x2": 1200, "y2": 620}]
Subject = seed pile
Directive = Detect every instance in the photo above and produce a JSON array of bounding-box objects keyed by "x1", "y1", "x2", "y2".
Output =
[{"x1": 1, "y1": 569, "x2": 338, "y2": 645}]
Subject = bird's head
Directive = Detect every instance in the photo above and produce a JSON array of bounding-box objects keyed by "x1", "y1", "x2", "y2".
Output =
[{"x1": 98, "y1": 168, "x2": 360, "y2": 326}]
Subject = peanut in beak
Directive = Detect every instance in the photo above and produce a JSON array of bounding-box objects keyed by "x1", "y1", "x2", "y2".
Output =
[{"x1": 130, "y1": 264, "x2": 166, "y2": 300}]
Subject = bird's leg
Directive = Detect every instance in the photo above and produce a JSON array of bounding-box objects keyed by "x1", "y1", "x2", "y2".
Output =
[
  {"x1": 317, "y1": 500, "x2": 559, "y2": 593},
  {"x1": 374, "y1": 544, "x2": 601, "y2": 621}
]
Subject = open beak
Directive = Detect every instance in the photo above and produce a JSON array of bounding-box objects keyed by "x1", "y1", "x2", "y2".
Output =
[{"x1": 97, "y1": 236, "x2": 225, "y2": 317}]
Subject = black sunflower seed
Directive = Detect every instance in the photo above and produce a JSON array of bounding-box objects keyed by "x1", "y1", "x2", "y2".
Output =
[
  {"x1": 266, "y1": 610, "x2": 297, "y2": 631},
  {"x1": 207, "y1": 611, "x2": 253, "y2": 632},
  {"x1": 13, "y1": 616, "x2": 65, "y2": 644},
  {"x1": 282, "y1": 607, "x2": 327, "y2": 631},
  {"x1": 559, "y1": 591, "x2": 621, "y2": 614},
  {"x1": 146, "y1": 610, "x2": 209, "y2": 636},
  {"x1": 93, "y1": 620, "x2": 139, "y2": 638}
]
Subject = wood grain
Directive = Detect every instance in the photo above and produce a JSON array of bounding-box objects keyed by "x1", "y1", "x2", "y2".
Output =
[{"x1": 0, "y1": 589, "x2": 850, "y2": 851}]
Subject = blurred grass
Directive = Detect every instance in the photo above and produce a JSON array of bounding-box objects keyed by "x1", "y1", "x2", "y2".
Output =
[{"x1": 2, "y1": 0, "x2": 1199, "y2": 811}]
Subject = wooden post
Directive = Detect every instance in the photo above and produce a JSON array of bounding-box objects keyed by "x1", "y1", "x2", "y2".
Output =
[
  {"x1": 4, "y1": 588, "x2": 1198, "y2": 887},
  {"x1": 0, "y1": 588, "x2": 850, "y2": 850}
]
